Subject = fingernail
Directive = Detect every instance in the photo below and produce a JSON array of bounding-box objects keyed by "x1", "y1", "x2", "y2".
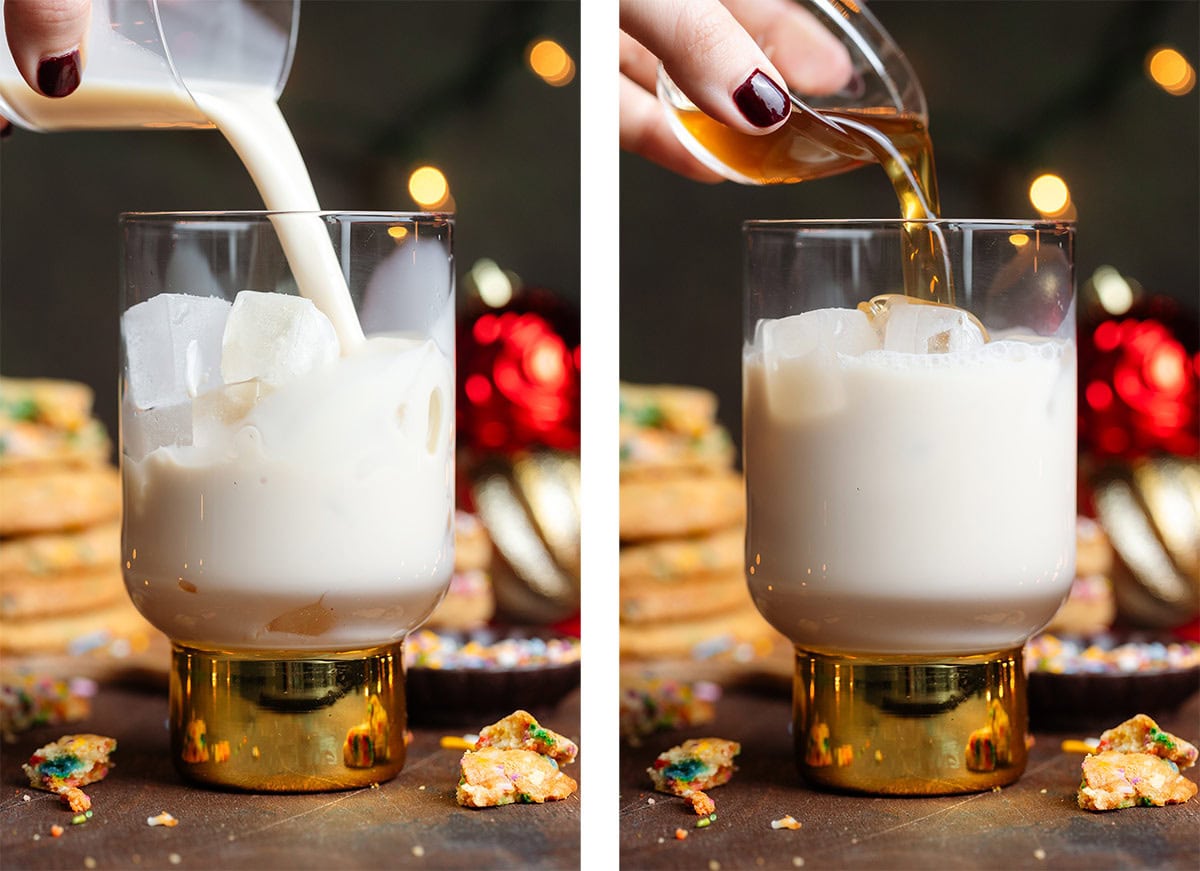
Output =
[
  {"x1": 733, "y1": 69, "x2": 789, "y2": 128},
  {"x1": 37, "y1": 49, "x2": 81, "y2": 98}
]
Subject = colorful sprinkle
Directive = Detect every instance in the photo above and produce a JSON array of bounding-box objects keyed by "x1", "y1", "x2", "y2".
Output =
[
  {"x1": 771, "y1": 815, "x2": 802, "y2": 830},
  {"x1": 147, "y1": 811, "x2": 179, "y2": 828},
  {"x1": 1025, "y1": 633, "x2": 1200, "y2": 675},
  {"x1": 405, "y1": 630, "x2": 580, "y2": 671}
]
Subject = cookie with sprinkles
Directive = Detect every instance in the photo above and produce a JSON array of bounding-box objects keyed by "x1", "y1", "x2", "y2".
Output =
[
  {"x1": 23, "y1": 733, "x2": 116, "y2": 795},
  {"x1": 619, "y1": 419, "x2": 735, "y2": 480},
  {"x1": 0, "y1": 417, "x2": 110, "y2": 472},
  {"x1": 620, "y1": 569, "x2": 752, "y2": 624},
  {"x1": 619, "y1": 527, "x2": 744, "y2": 583},
  {"x1": 1096, "y1": 714, "x2": 1197, "y2": 769},
  {"x1": 0, "y1": 377, "x2": 95, "y2": 432},
  {"x1": 648, "y1": 737, "x2": 740, "y2": 796},
  {"x1": 619, "y1": 383, "x2": 719, "y2": 437},
  {"x1": 1078, "y1": 751, "x2": 1197, "y2": 811},
  {"x1": 456, "y1": 747, "x2": 578, "y2": 808},
  {"x1": 619, "y1": 470, "x2": 744, "y2": 542},
  {"x1": 2, "y1": 566, "x2": 127, "y2": 620},
  {"x1": 618, "y1": 604, "x2": 778, "y2": 661},
  {"x1": 0, "y1": 467, "x2": 121, "y2": 536},
  {"x1": 0, "y1": 521, "x2": 121, "y2": 579},
  {"x1": 475, "y1": 709, "x2": 578, "y2": 765}
]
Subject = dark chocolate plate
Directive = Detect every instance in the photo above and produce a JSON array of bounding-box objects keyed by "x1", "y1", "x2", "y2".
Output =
[
  {"x1": 404, "y1": 628, "x2": 581, "y2": 727},
  {"x1": 1026, "y1": 633, "x2": 1200, "y2": 732}
]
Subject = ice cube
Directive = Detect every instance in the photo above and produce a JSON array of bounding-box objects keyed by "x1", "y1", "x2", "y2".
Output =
[
  {"x1": 757, "y1": 308, "x2": 878, "y2": 420},
  {"x1": 122, "y1": 293, "x2": 232, "y2": 409},
  {"x1": 121, "y1": 395, "x2": 192, "y2": 461},
  {"x1": 192, "y1": 381, "x2": 269, "y2": 449},
  {"x1": 858, "y1": 295, "x2": 988, "y2": 354},
  {"x1": 761, "y1": 308, "x2": 879, "y2": 360},
  {"x1": 220, "y1": 290, "x2": 340, "y2": 387}
]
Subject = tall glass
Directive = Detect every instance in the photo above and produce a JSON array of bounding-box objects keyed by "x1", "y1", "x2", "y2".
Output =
[
  {"x1": 743, "y1": 219, "x2": 1076, "y2": 794},
  {"x1": 120, "y1": 212, "x2": 454, "y2": 790}
]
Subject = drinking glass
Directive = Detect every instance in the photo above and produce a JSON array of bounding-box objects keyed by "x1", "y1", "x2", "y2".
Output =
[
  {"x1": 120, "y1": 211, "x2": 454, "y2": 790},
  {"x1": 743, "y1": 219, "x2": 1076, "y2": 794}
]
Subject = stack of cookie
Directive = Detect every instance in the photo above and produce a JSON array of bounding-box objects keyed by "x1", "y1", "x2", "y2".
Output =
[
  {"x1": 618, "y1": 382, "x2": 782, "y2": 671},
  {"x1": 0, "y1": 378, "x2": 155, "y2": 667}
]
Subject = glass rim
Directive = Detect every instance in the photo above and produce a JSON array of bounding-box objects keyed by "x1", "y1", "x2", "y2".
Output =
[
  {"x1": 119, "y1": 210, "x2": 454, "y2": 223},
  {"x1": 743, "y1": 218, "x2": 1074, "y2": 231}
]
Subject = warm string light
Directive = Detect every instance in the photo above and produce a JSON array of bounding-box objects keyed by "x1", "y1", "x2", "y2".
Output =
[
  {"x1": 527, "y1": 39, "x2": 575, "y2": 87},
  {"x1": 1029, "y1": 173, "x2": 1071, "y2": 218},
  {"x1": 1147, "y1": 46, "x2": 1196, "y2": 96},
  {"x1": 408, "y1": 166, "x2": 451, "y2": 209}
]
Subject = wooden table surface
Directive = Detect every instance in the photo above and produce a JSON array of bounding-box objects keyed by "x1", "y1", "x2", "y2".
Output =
[
  {"x1": 620, "y1": 687, "x2": 1199, "y2": 870},
  {"x1": 2, "y1": 683, "x2": 581, "y2": 870}
]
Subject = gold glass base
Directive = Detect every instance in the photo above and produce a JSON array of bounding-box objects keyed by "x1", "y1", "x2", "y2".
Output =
[
  {"x1": 793, "y1": 647, "x2": 1027, "y2": 795},
  {"x1": 169, "y1": 643, "x2": 405, "y2": 792}
]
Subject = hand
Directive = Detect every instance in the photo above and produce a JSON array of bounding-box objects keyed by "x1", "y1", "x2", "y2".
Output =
[
  {"x1": 2, "y1": 0, "x2": 91, "y2": 136},
  {"x1": 620, "y1": 0, "x2": 853, "y2": 180}
]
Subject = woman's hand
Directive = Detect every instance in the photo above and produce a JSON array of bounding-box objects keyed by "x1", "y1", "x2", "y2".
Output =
[
  {"x1": 619, "y1": 0, "x2": 852, "y2": 180},
  {"x1": 2, "y1": 0, "x2": 91, "y2": 135}
]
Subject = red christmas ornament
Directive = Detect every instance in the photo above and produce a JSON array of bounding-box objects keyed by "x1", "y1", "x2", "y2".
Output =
[
  {"x1": 1078, "y1": 295, "x2": 1199, "y2": 460},
  {"x1": 457, "y1": 288, "x2": 580, "y2": 455}
]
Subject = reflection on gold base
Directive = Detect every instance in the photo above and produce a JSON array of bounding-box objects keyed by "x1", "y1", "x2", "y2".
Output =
[
  {"x1": 170, "y1": 643, "x2": 405, "y2": 792},
  {"x1": 793, "y1": 647, "x2": 1026, "y2": 795}
]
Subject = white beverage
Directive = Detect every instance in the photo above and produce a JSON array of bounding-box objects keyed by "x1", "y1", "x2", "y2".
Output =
[
  {"x1": 124, "y1": 335, "x2": 454, "y2": 650},
  {"x1": 743, "y1": 309, "x2": 1076, "y2": 656}
]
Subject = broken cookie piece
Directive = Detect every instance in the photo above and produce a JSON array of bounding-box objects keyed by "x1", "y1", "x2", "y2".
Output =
[
  {"x1": 456, "y1": 747, "x2": 578, "y2": 808},
  {"x1": 474, "y1": 709, "x2": 578, "y2": 765},
  {"x1": 1078, "y1": 750, "x2": 1197, "y2": 811},
  {"x1": 1096, "y1": 714, "x2": 1197, "y2": 769},
  {"x1": 23, "y1": 734, "x2": 116, "y2": 811},
  {"x1": 648, "y1": 737, "x2": 740, "y2": 796}
]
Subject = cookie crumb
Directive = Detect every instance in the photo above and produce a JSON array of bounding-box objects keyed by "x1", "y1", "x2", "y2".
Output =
[
  {"x1": 85, "y1": 858, "x2": 97, "y2": 869},
  {"x1": 709, "y1": 861, "x2": 721, "y2": 871},
  {"x1": 412, "y1": 845, "x2": 425, "y2": 857},
  {"x1": 792, "y1": 858, "x2": 806, "y2": 867},
  {"x1": 687, "y1": 790, "x2": 716, "y2": 816},
  {"x1": 647, "y1": 796, "x2": 656, "y2": 805},
  {"x1": 168, "y1": 853, "x2": 182, "y2": 865},
  {"x1": 1034, "y1": 848, "x2": 1046, "y2": 860}
]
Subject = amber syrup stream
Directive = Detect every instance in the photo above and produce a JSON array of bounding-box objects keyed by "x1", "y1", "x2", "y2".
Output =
[{"x1": 673, "y1": 103, "x2": 954, "y2": 303}]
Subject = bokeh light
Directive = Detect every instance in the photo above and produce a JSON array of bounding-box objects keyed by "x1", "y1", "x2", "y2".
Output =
[
  {"x1": 1147, "y1": 46, "x2": 1196, "y2": 96},
  {"x1": 528, "y1": 39, "x2": 575, "y2": 87},
  {"x1": 1029, "y1": 173, "x2": 1071, "y2": 217},
  {"x1": 408, "y1": 166, "x2": 450, "y2": 209}
]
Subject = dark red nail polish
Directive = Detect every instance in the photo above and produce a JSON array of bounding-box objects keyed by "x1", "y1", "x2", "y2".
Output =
[
  {"x1": 37, "y1": 49, "x2": 81, "y2": 98},
  {"x1": 733, "y1": 69, "x2": 789, "y2": 128}
]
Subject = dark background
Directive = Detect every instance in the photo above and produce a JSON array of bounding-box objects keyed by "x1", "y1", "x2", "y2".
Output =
[
  {"x1": 620, "y1": 0, "x2": 1200, "y2": 443},
  {"x1": 0, "y1": 0, "x2": 580, "y2": 439}
]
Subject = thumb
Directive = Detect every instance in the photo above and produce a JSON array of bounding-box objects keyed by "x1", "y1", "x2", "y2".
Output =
[
  {"x1": 622, "y1": 0, "x2": 791, "y2": 135},
  {"x1": 5, "y1": 0, "x2": 91, "y2": 97}
]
